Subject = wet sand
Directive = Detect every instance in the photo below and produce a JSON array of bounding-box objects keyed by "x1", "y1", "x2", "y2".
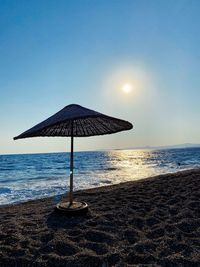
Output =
[{"x1": 0, "y1": 169, "x2": 200, "y2": 266}]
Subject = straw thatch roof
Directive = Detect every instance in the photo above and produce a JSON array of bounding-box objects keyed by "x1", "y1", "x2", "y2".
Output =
[{"x1": 14, "y1": 104, "x2": 133, "y2": 139}]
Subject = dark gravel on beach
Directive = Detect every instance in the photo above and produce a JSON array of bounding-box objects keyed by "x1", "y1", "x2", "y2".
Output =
[{"x1": 0, "y1": 169, "x2": 200, "y2": 267}]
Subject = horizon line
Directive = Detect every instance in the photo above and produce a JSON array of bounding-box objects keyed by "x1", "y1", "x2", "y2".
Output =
[{"x1": 1, "y1": 143, "x2": 200, "y2": 156}]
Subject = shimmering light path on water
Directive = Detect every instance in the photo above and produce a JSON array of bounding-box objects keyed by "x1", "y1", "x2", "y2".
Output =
[{"x1": 0, "y1": 148, "x2": 200, "y2": 205}]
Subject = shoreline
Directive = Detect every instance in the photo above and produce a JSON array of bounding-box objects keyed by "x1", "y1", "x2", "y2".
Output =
[
  {"x1": 0, "y1": 168, "x2": 200, "y2": 266},
  {"x1": 0, "y1": 167, "x2": 199, "y2": 208},
  {"x1": 1, "y1": 167, "x2": 199, "y2": 208}
]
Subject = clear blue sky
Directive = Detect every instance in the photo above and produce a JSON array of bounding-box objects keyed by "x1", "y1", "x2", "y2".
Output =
[{"x1": 0, "y1": 0, "x2": 200, "y2": 154}]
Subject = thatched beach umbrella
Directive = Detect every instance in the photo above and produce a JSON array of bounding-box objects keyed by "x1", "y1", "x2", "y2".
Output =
[{"x1": 14, "y1": 104, "x2": 133, "y2": 214}]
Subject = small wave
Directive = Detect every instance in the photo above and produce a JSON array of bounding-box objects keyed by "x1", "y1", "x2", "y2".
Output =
[
  {"x1": 102, "y1": 167, "x2": 119, "y2": 171},
  {"x1": 0, "y1": 187, "x2": 11, "y2": 194},
  {"x1": 91, "y1": 182, "x2": 99, "y2": 186},
  {"x1": 0, "y1": 178, "x2": 19, "y2": 183},
  {"x1": 101, "y1": 180, "x2": 112, "y2": 184},
  {"x1": 0, "y1": 168, "x2": 13, "y2": 171}
]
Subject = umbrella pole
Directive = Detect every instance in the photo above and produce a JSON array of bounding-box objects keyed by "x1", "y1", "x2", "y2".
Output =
[{"x1": 69, "y1": 123, "x2": 74, "y2": 205}]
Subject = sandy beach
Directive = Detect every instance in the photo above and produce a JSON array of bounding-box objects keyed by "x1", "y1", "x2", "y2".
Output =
[{"x1": 0, "y1": 168, "x2": 200, "y2": 266}]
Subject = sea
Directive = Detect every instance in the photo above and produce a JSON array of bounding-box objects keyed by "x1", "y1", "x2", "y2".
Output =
[{"x1": 0, "y1": 147, "x2": 200, "y2": 205}]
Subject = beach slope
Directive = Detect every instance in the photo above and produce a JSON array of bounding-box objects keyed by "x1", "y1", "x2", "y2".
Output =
[{"x1": 0, "y1": 169, "x2": 200, "y2": 266}]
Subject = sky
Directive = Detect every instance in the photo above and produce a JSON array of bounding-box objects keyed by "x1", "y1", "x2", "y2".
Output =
[{"x1": 0, "y1": 0, "x2": 200, "y2": 154}]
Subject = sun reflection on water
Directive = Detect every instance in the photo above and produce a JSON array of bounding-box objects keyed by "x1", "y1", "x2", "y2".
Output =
[{"x1": 103, "y1": 149, "x2": 169, "y2": 184}]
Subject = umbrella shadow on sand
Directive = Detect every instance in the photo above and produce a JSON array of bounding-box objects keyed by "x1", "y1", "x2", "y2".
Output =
[{"x1": 46, "y1": 209, "x2": 92, "y2": 230}]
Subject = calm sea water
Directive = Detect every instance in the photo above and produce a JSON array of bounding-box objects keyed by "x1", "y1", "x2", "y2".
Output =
[{"x1": 0, "y1": 148, "x2": 200, "y2": 205}]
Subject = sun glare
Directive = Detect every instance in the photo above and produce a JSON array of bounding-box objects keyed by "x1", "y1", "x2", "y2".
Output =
[{"x1": 122, "y1": 83, "x2": 132, "y2": 94}]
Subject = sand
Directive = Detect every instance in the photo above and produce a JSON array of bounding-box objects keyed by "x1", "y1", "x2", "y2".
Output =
[{"x1": 0, "y1": 169, "x2": 200, "y2": 267}]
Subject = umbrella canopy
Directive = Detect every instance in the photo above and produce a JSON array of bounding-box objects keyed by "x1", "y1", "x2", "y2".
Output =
[
  {"x1": 14, "y1": 104, "x2": 133, "y2": 211},
  {"x1": 14, "y1": 104, "x2": 133, "y2": 139}
]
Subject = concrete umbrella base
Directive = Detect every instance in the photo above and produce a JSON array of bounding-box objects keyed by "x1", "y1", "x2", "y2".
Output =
[{"x1": 55, "y1": 201, "x2": 88, "y2": 215}]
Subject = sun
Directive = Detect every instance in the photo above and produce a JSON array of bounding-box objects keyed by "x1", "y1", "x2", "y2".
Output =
[{"x1": 122, "y1": 83, "x2": 133, "y2": 94}]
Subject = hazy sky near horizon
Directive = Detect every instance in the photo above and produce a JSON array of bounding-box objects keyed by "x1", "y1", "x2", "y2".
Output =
[{"x1": 0, "y1": 0, "x2": 200, "y2": 154}]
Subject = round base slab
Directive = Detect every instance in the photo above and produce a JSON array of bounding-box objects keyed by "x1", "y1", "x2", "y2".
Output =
[{"x1": 55, "y1": 201, "x2": 88, "y2": 215}]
